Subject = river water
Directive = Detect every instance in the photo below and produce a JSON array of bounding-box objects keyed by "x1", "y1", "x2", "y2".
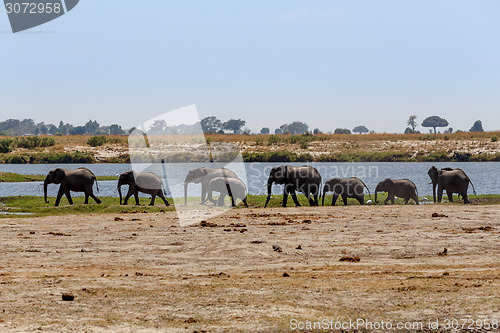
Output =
[{"x1": 0, "y1": 162, "x2": 498, "y2": 199}]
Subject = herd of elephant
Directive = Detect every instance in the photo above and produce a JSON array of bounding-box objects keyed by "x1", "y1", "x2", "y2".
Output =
[{"x1": 42, "y1": 165, "x2": 476, "y2": 207}]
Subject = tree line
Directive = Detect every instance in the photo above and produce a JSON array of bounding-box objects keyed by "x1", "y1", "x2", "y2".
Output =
[
  {"x1": 0, "y1": 115, "x2": 488, "y2": 137},
  {"x1": 0, "y1": 119, "x2": 126, "y2": 136}
]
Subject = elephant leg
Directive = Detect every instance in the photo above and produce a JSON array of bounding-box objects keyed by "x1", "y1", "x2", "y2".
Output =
[
  {"x1": 290, "y1": 192, "x2": 301, "y2": 207},
  {"x1": 282, "y1": 189, "x2": 288, "y2": 207},
  {"x1": 341, "y1": 195, "x2": 348, "y2": 206},
  {"x1": 65, "y1": 190, "x2": 73, "y2": 205},
  {"x1": 201, "y1": 186, "x2": 207, "y2": 204},
  {"x1": 90, "y1": 193, "x2": 101, "y2": 204},
  {"x1": 157, "y1": 192, "x2": 170, "y2": 206},
  {"x1": 149, "y1": 194, "x2": 156, "y2": 206},
  {"x1": 217, "y1": 195, "x2": 225, "y2": 206},
  {"x1": 463, "y1": 193, "x2": 470, "y2": 204},
  {"x1": 384, "y1": 194, "x2": 390, "y2": 205},
  {"x1": 55, "y1": 187, "x2": 65, "y2": 206},
  {"x1": 304, "y1": 190, "x2": 315, "y2": 206},
  {"x1": 437, "y1": 186, "x2": 444, "y2": 203},
  {"x1": 313, "y1": 193, "x2": 319, "y2": 206},
  {"x1": 331, "y1": 194, "x2": 338, "y2": 206},
  {"x1": 357, "y1": 195, "x2": 364, "y2": 205},
  {"x1": 134, "y1": 191, "x2": 140, "y2": 205},
  {"x1": 123, "y1": 188, "x2": 134, "y2": 205},
  {"x1": 447, "y1": 191, "x2": 453, "y2": 203},
  {"x1": 414, "y1": 196, "x2": 419, "y2": 205},
  {"x1": 84, "y1": 193, "x2": 89, "y2": 204},
  {"x1": 242, "y1": 198, "x2": 248, "y2": 207},
  {"x1": 403, "y1": 198, "x2": 409, "y2": 205}
]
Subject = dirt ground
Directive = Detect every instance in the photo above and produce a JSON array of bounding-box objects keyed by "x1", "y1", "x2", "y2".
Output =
[{"x1": 1, "y1": 205, "x2": 499, "y2": 332}]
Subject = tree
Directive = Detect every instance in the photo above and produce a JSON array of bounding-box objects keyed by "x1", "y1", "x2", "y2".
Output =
[
  {"x1": 274, "y1": 128, "x2": 283, "y2": 134},
  {"x1": 313, "y1": 128, "x2": 321, "y2": 135},
  {"x1": 404, "y1": 127, "x2": 420, "y2": 134},
  {"x1": 334, "y1": 128, "x2": 352, "y2": 134},
  {"x1": 353, "y1": 125, "x2": 369, "y2": 134},
  {"x1": 469, "y1": 120, "x2": 484, "y2": 132},
  {"x1": 39, "y1": 123, "x2": 48, "y2": 135},
  {"x1": 201, "y1": 116, "x2": 222, "y2": 134},
  {"x1": 421, "y1": 116, "x2": 449, "y2": 134},
  {"x1": 70, "y1": 126, "x2": 86, "y2": 135},
  {"x1": 260, "y1": 127, "x2": 270, "y2": 134},
  {"x1": 148, "y1": 120, "x2": 167, "y2": 135},
  {"x1": 222, "y1": 119, "x2": 246, "y2": 134},
  {"x1": 85, "y1": 120, "x2": 100, "y2": 135},
  {"x1": 109, "y1": 124, "x2": 125, "y2": 135},
  {"x1": 407, "y1": 115, "x2": 417, "y2": 131},
  {"x1": 279, "y1": 121, "x2": 309, "y2": 135}
]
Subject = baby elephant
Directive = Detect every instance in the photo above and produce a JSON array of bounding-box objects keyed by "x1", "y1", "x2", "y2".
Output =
[
  {"x1": 322, "y1": 177, "x2": 371, "y2": 206},
  {"x1": 207, "y1": 177, "x2": 248, "y2": 207},
  {"x1": 117, "y1": 171, "x2": 170, "y2": 206},
  {"x1": 375, "y1": 178, "x2": 419, "y2": 205}
]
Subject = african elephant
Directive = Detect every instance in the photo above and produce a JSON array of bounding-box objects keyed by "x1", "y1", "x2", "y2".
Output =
[
  {"x1": 428, "y1": 166, "x2": 476, "y2": 204},
  {"x1": 207, "y1": 177, "x2": 248, "y2": 207},
  {"x1": 117, "y1": 171, "x2": 170, "y2": 206},
  {"x1": 183, "y1": 167, "x2": 238, "y2": 205},
  {"x1": 43, "y1": 167, "x2": 101, "y2": 207},
  {"x1": 375, "y1": 178, "x2": 419, "y2": 205},
  {"x1": 322, "y1": 177, "x2": 371, "y2": 206},
  {"x1": 264, "y1": 165, "x2": 322, "y2": 208}
]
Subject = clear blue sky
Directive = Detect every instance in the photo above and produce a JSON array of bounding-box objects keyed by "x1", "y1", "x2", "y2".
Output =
[{"x1": 1, "y1": 0, "x2": 499, "y2": 133}]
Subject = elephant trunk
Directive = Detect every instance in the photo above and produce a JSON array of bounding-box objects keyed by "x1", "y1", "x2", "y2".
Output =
[
  {"x1": 264, "y1": 180, "x2": 273, "y2": 208},
  {"x1": 432, "y1": 183, "x2": 437, "y2": 203},
  {"x1": 117, "y1": 179, "x2": 123, "y2": 205},
  {"x1": 43, "y1": 178, "x2": 49, "y2": 203},
  {"x1": 374, "y1": 186, "x2": 380, "y2": 203},
  {"x1": 184, "y1": 183, "x2": 189, "y2": 205}
]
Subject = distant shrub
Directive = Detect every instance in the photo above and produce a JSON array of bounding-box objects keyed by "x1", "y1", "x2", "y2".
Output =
[
  {"x1": 106, "y1": 137, "x2": 126, "y2": 145},
  {"x1": 14, "y1": 136, "x2": 55, "y2": 149},
  {"x1": 444, "y1": 135, "x2": 450, "y2": 141},
  {"x1": 87, "y1": 136, "x2": 107, "y2": 147},
  {"x1": 267, "y1": 135, "x2": 280, "y2": 145},
  {"x1": 492, "y1": 136, "x2": 498, "y2": 142},
  {"x1": 419, "y1": 134, "x2": 435, "y2": 141},
  {"x1": 0, "y1": 138, "x2": 13, "y2": 153}
]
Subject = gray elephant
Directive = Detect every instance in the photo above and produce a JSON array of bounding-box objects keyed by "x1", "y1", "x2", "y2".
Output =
[
  {"x1": 322, "y1": 177, "x2": 371, "y2": 206},
  {"x1": 207, "y1": 177, "x2": 248, "y2": 207},
  {"x1": 44, "y1": 167, "x2": 101, "y2": 206},
  {"x1": 118, "y1": 171, "x2": 170, "y2": 206},
  {"x1": 428, "y1": 166, "x2": 476, "y2": 204},
  {"x1": 264, "y1": 165, "x2": 322, "y2": 207},
  {"x1": 183, "y1": 167, "x2": 238, "y2": 205},
  {"x1": 375, "y1": 178, "x2": 419, "y2": 205}
]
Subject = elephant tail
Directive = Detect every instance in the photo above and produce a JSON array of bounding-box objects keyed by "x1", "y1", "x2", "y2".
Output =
[
  {"x1": 94, "y1": 177, "x2": 100, "y2": 193},
  {"x1": 469, "y1": 178, "x2": 477, "y2": 195},
  {"x1": 359, "y1": 179, "x2": 372, "y2": 199}
]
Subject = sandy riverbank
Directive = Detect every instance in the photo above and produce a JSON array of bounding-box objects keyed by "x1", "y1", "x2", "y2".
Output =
[{"x1": 0, "y1": 205, "x2": 499, "y2": 332}]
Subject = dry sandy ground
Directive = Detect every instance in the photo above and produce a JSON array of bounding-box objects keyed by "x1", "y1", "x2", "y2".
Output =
[{"x1": 1, "y1": 205, "x2": 499, "y2": 332}]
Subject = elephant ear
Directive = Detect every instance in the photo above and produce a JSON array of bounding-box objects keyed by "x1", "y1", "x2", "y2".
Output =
[
  {"x1": 428, "y1": 166, "x2": 438, "y2": 184},
  {"x1": 54, "y1": 168, "x2": 65, "y2": 184},
  {"x1": 384, "y1": 178, "x2": 394, "y2": 188}
]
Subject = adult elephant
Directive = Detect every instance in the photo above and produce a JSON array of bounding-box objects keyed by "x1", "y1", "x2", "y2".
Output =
[
  {"x1": 183, "y1": 167, "x2": 238, "y2": 205},
  {"x1": 264, "y1": 165, "x2": 321, "y2": 208},
  {"x1": 44, "y1": 167, "x2": 101, "y2": 206},
  {"x1": 375, "y1": 178, "x2": 419, "y2": 205},
  {"x1": 117, "y1": 171, "x2": 170, "y2": 206},
  {"x1": 207, "y1": 177, "x2": 248, "y2": 208},
  {"x1": 427, "y1": 166, "x2": 476, "y2": 204},
  {"x1": 322, "y1": 177, "x2": 371, "y2": 206}
]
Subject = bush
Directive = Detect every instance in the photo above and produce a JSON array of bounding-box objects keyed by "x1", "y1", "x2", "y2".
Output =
[
  {"x1": 267, "y1": 135, "x2": 280, "y2": 145},
  {"x1": 9, "y1": 136, "x2": 55, "y2": 149},
  {"x1": 0, "y1": 138, "x2": 13, "y2": 153},
  {"x1": 87, "y1": 136, "x2": 107, "y2": 147},
  {"x1": 492, "y1": 136, "x2": 498, "y2": 142}
]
